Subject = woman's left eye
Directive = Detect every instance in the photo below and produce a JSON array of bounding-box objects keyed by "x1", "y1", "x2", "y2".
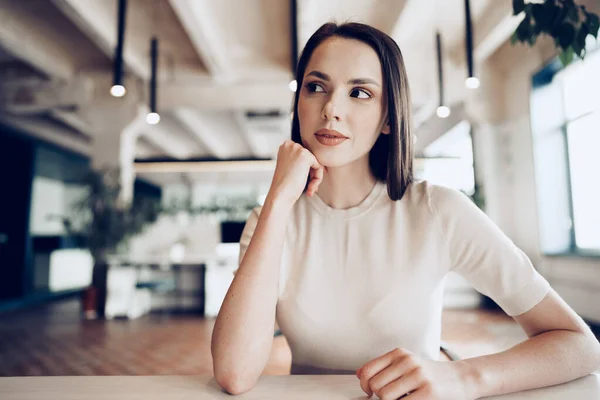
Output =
[{"x1": 350, "y1": 88, "x2": 371, "y2": 99}]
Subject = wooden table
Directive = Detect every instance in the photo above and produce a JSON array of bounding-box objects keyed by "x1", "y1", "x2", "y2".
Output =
[{"x1": 0, "y1": 374, "x2": 599, "y2": 399}]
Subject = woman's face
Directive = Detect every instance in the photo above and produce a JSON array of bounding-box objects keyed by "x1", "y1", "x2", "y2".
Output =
[{"x1": 298, "y1": 37, "x2": 390, "y2": 168}]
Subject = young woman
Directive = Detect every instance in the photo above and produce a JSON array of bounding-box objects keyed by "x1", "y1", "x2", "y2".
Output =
[{"x1": 211, "y1": 22, "x2": 600, "y2": 399}]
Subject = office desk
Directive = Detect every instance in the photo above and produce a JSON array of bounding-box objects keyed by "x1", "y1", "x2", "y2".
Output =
[{"x1": 1, "y1": 374, "x2": 599, "y2": 399}]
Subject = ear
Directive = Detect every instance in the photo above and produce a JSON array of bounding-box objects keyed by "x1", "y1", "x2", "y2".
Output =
[{"x1": 382, "y1": 121, "x2": 391, "y2": 135}]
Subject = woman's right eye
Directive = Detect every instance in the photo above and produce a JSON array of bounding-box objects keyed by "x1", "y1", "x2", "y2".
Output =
[{"x1": 304, "y1": 82, "x2": 325, "y2": 93}]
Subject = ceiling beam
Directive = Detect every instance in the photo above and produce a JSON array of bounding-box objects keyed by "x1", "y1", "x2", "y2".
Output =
[
  {"x1": 168, "y1": 0, "x2": 232, "y2": 80},
  {"x1": 49, "y1": 110, "x2": 92, "y2": 134},
  {"x1": 233, "y1": 111, "x2": 264, "y2": 158},
  {"x1": 414, "y1": 102, "x2": 466, "y2": 153},
  {"x1": 0, "y1": 3, "x2": 74, "y2": 79},
  {"x1": 448, "y1": 1, "x2": 523, "y2": 66},
  {"x1": 0, "y1": 77, "x2": 92, "y2": 114},
  {"x1": 171, "y1": 109, "x2": 237, "y2": 159},
  {"x1": 161, "y1": 79, "x2": 293, "y2": 110},
  {"x1": 135, "y1": 137, "x2": 167, "y2": 159},
  {"x1": 140, "y1": 117, "x2": 203, "y2": 160},
  {"x1": 0, "y1": 114, "x2": 90, "y2": 156},
  {"x1": 51, "y1": 0, "x2": 149, "y2": 79}
]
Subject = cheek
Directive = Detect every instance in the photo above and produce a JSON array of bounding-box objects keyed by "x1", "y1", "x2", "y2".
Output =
[
  {"x1": 297, "y1": 96, "x2": 321, "y2": 138},
  {"x1": 350, "y1": 108, "x2": 384, "y2": 140},
  {"x1": 298, "y1": 96, "x2": 319, "y2": 121}
]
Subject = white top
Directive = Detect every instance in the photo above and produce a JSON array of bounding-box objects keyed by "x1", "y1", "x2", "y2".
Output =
[{"x1": 238, "y1": 180, "x2": 550, "y2": 374}]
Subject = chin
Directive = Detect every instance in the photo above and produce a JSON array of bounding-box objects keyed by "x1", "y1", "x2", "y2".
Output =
[
  {"x1": 311, "y1": 148, "x2": 355, "y2": 168},
  {"x1": 301, "y1": 137, "x2": 354, "y2": 167}
]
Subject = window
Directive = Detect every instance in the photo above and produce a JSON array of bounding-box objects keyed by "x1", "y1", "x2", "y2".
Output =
[
  {"x1": 530, "y1": 44, "x2": 600, "y2": 255},
  {"x1": 415, "y1": 120, "x2": 476, "y2": 196}
]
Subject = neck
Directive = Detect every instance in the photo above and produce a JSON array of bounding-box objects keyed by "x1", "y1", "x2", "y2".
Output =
[{"x1": 316, "y1": 154, "x2": 378, "y2": 209}]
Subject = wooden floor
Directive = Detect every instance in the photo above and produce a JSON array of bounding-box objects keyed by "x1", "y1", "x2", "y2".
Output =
[{"x1": 0, "y1": 298, "x2": 533, "y2": 376}]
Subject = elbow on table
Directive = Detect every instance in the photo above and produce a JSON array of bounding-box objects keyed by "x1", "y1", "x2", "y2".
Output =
[{"x1": 214, "y1": 369, "x2": 258, "y2": 395}]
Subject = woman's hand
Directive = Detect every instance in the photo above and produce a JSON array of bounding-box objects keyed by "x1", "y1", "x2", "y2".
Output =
[
  {"x1": 266, "y1": 140, "x2": 325, "y2": 208},
  {"x1": 356, "y1": 348, "x2": 475, "y2": 400}
]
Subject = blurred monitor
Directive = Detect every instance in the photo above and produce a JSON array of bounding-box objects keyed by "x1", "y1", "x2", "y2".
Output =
[{"x1": 220, "y1": 221, "x2": 246, "y2": 243}]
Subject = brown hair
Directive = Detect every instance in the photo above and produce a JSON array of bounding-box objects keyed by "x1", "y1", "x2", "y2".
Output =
[{"x1": 291, "y1": 22, "x2": 413, "y2": 200}]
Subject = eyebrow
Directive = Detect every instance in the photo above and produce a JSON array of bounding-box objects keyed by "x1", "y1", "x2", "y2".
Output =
[{"x1": 306, "y1": 70, "x2": 381, "y2": 87}]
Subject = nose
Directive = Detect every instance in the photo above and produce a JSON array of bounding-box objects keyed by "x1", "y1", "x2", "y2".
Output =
[{"x1": 322, "y1": 99, "x2": 340, "y2": 122}]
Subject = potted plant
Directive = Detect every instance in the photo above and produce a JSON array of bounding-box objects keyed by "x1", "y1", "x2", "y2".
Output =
[
  {"x1": 67, "y1": 168, "x2": 160, "y2": 319},
  {"x1": 512, "y1": 0, "x2": 599, "y2": 65}
]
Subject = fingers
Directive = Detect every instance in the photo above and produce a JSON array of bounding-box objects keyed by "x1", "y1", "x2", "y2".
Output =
[
  {"x1": 357, "y1": 348, "x2": 412, "y2": 396},
  {"x1": 359, "y1": 373, "x2": 374, "y2": 397},
  {"x1": 281, "y1": 141, "x2": 324, "y2": 197},
  {"x1": 303, "y1": 148, "x2": 323, "y2": 197},
  {"x1": 359, "y1": 358, "x2": 393, "y2": 396},
  {"x1": 309, "y1": 155, "x2": 323, "y2": 171},
  {"x1": 368, "y1": 360, "x2": 416, "y2": 397},
  {"x1": 374, "y1": 367, "x2": 424, "y2": 400},
  {"x1": 306, "y1": 164, "x2": 324, "y2": 196}
]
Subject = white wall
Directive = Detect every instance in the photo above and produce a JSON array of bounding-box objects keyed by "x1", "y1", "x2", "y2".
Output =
[
  {"x1": 29, "y1": 176, "x2": 67, "y2": 235},
  {"x1": 475, "y1": 32, "x2": 600, "y2": 323},
  {"x1": 29, "y1": 176, "x2": 88, "y2": 235}
]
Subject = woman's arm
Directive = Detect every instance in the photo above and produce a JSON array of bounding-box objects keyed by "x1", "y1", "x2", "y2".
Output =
[
  {"x1": 211, "y1": 140, "x2": 324, "y2": 395},
  {"x1": 356, "y1": 289, "x2": 600, "y2": 400},
  {"x1": 211, "y1": 198, "x2": 292, "y2": 395},
  {"x1": 356, "y1": 185, "x2": 600, "y2": 399},
  {"x1": 457, "y1": 289, "x2": 600, "y2": 398}
]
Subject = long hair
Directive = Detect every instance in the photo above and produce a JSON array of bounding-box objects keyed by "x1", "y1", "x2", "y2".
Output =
[{"x1": 291, "y1": 22, "x2": 413, "y2": 200}]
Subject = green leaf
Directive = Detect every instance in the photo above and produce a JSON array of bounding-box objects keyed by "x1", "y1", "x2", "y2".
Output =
[
  {"x1": 586, "y1": 13, "x2": 600, "y2": 39},
  {"x1": 516, "y1": 16, "x2": 532, "y2": 42},
  {"x1": 574, "y1": 23, "x2": 589, "y2": 57},
  {"x1": 557, "y1": 23, "x2": 576, "y2": 49},
  {"x1": 531, "y1": 3, "x2": 554, "y2": 31},
  {"x1": 511, "y1": 31, "x2": 519, "y2": 45},
  {"x1": 567, "y1": 4, "x2": 580, "y2": 24},
  {"x1": 528, "y1": 33, "x2": 538, "y2": 47},
  {"x1": 513, "y1": 0, "x2": 525, "y2": 15},
  {"x1": 559, "y1": 47, "x2": 574, "y2": 66},
  {"x1": 551, "y1": 4, "x2": 570, "y2": 34},
  {"x1": 572, "y1": 38, "x2": 582, "y2": 57}
]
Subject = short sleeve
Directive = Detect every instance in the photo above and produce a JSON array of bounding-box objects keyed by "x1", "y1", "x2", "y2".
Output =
[
  {"x1": 235, "y1": 206, "x2": 262, "y2": 275},
  {"x1": 431, "y1": 184, "x2": 550, "y2": 317}
]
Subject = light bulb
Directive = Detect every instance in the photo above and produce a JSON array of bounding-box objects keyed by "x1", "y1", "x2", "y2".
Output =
[
  {"x1": 110, "y1": 85, "x2": 126, "y2": 97},
  {"x1": 436, "y1": 105, "x2": 450, "y2": 118},
  {"x1": 146, "y1": 112, "x2": 160, "y2": 125},
  {"x1": 465, "y1": 77, "x2": 480, "y2": 89},
  {"x1": 289, "y1": 80, "x2": 297, "y2": 92}
]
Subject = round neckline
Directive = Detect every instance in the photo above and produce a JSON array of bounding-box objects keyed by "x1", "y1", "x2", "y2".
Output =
[{"x1": 306, "y1": 180, "x2": 387, "y2": 220}]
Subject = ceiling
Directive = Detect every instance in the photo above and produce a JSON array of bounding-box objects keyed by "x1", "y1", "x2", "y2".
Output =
[{"x1": 0, "y1": 0, "x2": 523, "y2": 185}]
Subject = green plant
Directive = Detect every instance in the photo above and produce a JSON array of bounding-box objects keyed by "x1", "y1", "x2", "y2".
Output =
[
  {"x1": 58, "y1": 167, "x2": 160, "y2": 318},
  {"x1": 512, "y1": 0, "x2": 600, "y2": 65},
  {"x1": 71, "y1": 168, "x2": 161, "y2": 260}
]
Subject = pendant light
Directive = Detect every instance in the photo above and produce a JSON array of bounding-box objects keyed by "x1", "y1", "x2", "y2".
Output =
[
  {"x1": 111, "y1": 0, "x2": 128, "y2": 97},
  {"x1": 146, "y1": 0, "x2": 160, "y2": 124},
  {"x1": 289, "y1": 0, "x2": 298, "y2": 92},
  {"x1": 464, "y1": 0, "x2": 480, "y2": 89},
  {"x1": 146, "y1": 37, "x2": 160, "y2": 124},
  {"x1": 436, "y1": 32, "x2": 450, "y2": 118}
]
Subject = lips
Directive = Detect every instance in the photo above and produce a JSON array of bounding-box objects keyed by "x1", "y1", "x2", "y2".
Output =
[
  {"x1": 314, "y1": 128, "x2": 348, "y2": 139},
  {"x1": 314, "y1": 128, "x2": 349, "y2": 147}
]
